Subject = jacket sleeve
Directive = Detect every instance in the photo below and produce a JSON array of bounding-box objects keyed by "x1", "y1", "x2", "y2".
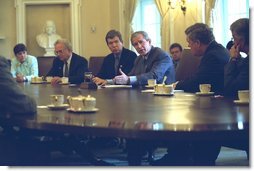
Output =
[{"x1": 0, "y1": 56, "x2": 37, "y2": 115}]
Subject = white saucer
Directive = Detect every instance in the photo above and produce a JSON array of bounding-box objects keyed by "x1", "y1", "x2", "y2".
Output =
[
  {"x1": 31, "y1": 81, "x2": 45, "y2": 84},
  {"x1": 233, "y1": 100, "x2": 249, "y2": 105},
  {"x1": 67, "y1": 108, "x2": 99, "y2": 113},
  {"x1": 153, "y1": 93, "x2": 174, "y2": 96},
  {"x1": 195, "y1": 92, "x2": 214, "y2": 96},
  {"x1": 59, "y1": 82, "x2": 69, "y2": 85},
  {"x1": 47, "y1": 104, "x2": 69, "y2": 110},
  {"x1": 145, "y1": 85, "x2": 155, "y2": 88}
]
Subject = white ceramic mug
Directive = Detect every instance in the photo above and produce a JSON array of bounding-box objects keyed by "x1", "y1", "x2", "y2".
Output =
[
  {"x1": 155, "y1": 84, "x2": 174, "y2": 94},
  {"x1": 67, "y1": 95, "x2": 96, "y2": 110},
  {"x1": 50, "y1": 94, "x2": 64, "y2": 106},
  {"x1": 46, "y1": 76, "x2": 53, "y2": 82},
  {"x1": 62, "y1": 77, "x2": 69, "y2": 84},
  {"x1": 199, "y1": 84, "x2": 211, "y2": 93},
  {"x1": 238, "y1": 90, "x2": 249, "y2": 102},
  {"x1": 148, "y1": 79, "x2": 157, "y2": 87}
]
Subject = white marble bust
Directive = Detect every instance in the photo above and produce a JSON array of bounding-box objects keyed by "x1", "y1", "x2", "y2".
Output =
[{"x1": 36, "y1": 20, "x2": 62, "y2": 56}]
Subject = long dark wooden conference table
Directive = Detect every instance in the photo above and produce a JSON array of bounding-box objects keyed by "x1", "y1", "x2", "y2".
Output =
[{"x1": 0, "y1": 82, "x2": 249, "y2": 142}]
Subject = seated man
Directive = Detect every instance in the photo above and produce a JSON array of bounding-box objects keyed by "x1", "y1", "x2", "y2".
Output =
[
  {"x1": 114, "y1": 31, "x2": 175, "y2": 86},
  {"x1": 0, "y1": 56, "x2": 36, "y2": 115},
  {"x1": 92, "y1": 29, "x2": 137, "y2": 85},
  {"x1": 169, "y1": 43, "x2": 183, "y2": 70},
  {"x1": 224, "y1": 18, "x2": 249, "y2": 98},
  {"x1": 173, "y1": 23, "x2": 230, "y2": 95},
  {"x1": 47, "y1": 39, "x2": 89, "y2": 84},
  {"x1": 11, "y1": 43, "x2": 38, "y2": 82}
]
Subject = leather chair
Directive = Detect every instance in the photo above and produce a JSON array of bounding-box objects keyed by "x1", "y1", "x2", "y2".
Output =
[
  {"x1": 37, "y1": 56, "x2": 55, "y2": 76},
  {"x1": 88, "y1": 56, "x2": 104, "y2": 76},
  {"x1": 175, "y1": 48, "x2": 201, "y2": 81}
]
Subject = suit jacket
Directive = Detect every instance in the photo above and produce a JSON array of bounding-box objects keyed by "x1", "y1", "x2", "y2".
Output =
[
  {"x1": 129, "y1": 46, "x2": 175, "y2": 85},
  {"x1": 47, "y1": 53, "x2": 88, "y2": 84},
  {"x1": 224, "y1": 56, "x2": 249, "y2": 98},
  {"x1": 0, "y1": 56, "x2": 37, "y2": 115},
  {"x1": 176, "y1": 41, "x2": 230, "y2": 94},
  {"x1": 96, "y1": 47, "x2": 137, "y2": 79}
]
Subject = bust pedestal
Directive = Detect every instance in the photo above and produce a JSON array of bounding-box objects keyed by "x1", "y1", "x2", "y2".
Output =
[{"x1": 44, "y1": 48, "x2": 55, "y2": 56}]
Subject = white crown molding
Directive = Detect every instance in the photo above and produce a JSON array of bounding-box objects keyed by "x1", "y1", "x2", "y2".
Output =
[{"x1": 15, "y1": 0, "x2": 82, "y2": 54}]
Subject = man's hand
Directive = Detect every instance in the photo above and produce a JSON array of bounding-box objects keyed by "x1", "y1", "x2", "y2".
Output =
[
  {"x1": 229, "y1": 44, "x2": 240, "y2": 59},
  {"x1": 114, "y1": 69, "x2": 129, "y2": 85},
  {"x1": 16, "y1": 74, "x2": 25, "y2": 82},
  {"x1": 51, "y1": 77, "x2": 62, "y2": 86},
  {"x1": 92, "y1": 77, "x2": 107, "y2": 86}
]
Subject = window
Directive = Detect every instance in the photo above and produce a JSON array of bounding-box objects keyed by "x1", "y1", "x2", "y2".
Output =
[
  {"x1": 212, "y1": 0, "x2": 249, "y2": 47},
  {"x1": 132, "y1": 0, "x2": 161, "y2": 48}
]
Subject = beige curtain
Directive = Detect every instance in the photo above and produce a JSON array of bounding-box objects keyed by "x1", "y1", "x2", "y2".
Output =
[
  {"x1": 124, "y1": 0, "x2": 138, "y2": 48},
  {"x1": 205, "y1": 0, "x2": 216, "y2": 27},
  {"x1": 155, "y1": 0, "x2": 170, "y2": 51}
]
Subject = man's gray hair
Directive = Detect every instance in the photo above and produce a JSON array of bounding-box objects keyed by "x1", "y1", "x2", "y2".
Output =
[{"x1": 54, "y1": 39, "x2": 73, "y2": 51}]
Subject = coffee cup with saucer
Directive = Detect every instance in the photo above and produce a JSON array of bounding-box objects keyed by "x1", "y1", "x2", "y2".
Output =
[
  {"x1": 47, "y1": 94, "x2": 69, "y2": 109},
  {"x1": 234, "y1": 90, "x2": 249, "y2": 105},
  {"x1": 67, "y1": 95, "x2": 98, "y2": 113}
]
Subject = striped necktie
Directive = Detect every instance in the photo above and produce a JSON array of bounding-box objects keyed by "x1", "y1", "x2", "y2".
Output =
[{"x1": 64, "y1": 61, "x2": 69, "y2": 77}]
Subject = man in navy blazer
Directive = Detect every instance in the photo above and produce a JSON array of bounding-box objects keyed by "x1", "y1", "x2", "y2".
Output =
[
  {"x1": 92, "y1": 30, "x2": 137, "y2": 85},
  {"x1": 47, "y1": 39, "x2": 88, "y2": 84},
  {"x1": 114, "y1": 31, "x2": 175, "y2": 86}
]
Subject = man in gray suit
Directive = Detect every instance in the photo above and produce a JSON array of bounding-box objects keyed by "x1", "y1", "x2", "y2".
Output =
[
  {"x1": 0, "y1": 56, "x2": 36, "y2": 115},
  {"x1": 114, "y1": 31, "x2": 175, "y2": 86}
]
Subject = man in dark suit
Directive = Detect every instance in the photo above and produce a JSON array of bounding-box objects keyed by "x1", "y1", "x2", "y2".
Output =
[
  {"x1": 114, "y1": 31, "x2": 175, "y2": 86},
  {"x1": 0, "y1": 56, "x2": 36, "y2": 115},
  {"x1": 224, "y1": 18, "x2": 249, "y2": 98},
  {"x1": 92, "y1": 30, "x2": 137, "y2": 85},
  {"x1": 47, "y1": 39, "x2": 88, "y2": 84},
  {"x1": 152, "y1": 23, "x2": 230, "y2": 166},
  {"x1": 174, "y1": 23, "x2": 230, "y2": 95}
]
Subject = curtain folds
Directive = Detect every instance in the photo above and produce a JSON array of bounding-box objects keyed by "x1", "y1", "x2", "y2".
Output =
[
  {"x1": 205, "y1": 0, "x2": 216, "y2": 27},
  {"x1": 154, "y1": 0, "x2": 170, "y2": 51},
  {"x1": 124, "y1": 0, "x2": 138, "y2": 48}
]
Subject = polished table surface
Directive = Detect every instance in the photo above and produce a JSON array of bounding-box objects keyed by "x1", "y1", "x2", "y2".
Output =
[{"x1": 0, "y1": 83, "x2": 249, "y2": 141}]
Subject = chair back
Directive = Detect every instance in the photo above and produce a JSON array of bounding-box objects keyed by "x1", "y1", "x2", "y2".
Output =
[
  {"x1": 37, "y1": 56, "x2": 55, "y2": 76},
  {"x1": 175, "y1": 48, "x2": 201, "y2": 81},
  {"x1": 89, "y1": 56, "x2": 104, "y2": 76}
]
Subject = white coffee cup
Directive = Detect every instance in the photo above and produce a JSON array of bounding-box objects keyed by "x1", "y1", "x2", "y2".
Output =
[
  {"x1": 238, "y1": 90, "x2": 249, "y2": 102},
  {"x1": 62, "y1": 77, "x2": 69, "y2": 84},
  {"x1": 31, "y1": 76, "x2": 43, "y2": 82},
  {"x1": 155, "y1": 84, "x2": 174, "y2": 94},
  {"x1": 148, "y1": 79, "x2": 157, "y2": 87},
  {"x1": 50, "y1": 94, "x2": 64, "y2": 106},
  {"x1": 67, "y1": 95, "x2": 96, "y2": 111},
  {"x1": 199, "y1": 84, "x2": 211, "y2": 93},
  {"x1": 46, "y1": 76, "x2": 53, "y2": 82}
]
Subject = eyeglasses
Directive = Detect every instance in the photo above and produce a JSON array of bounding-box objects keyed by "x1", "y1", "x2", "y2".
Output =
[{"x1": 54, "y1": 48, "x2": 66, "y2": 55}]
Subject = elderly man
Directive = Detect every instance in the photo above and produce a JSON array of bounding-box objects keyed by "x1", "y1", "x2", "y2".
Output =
[
  {"x1": 11, "y1": 43, "x2": 38, "y2": 82},
  {"x1": 173, "y1": 23, "x2": 230, "y2": 95},
  {"x1": 92, "y1": 30, "x2": 137, "y2": 85},
  {"x1": 114, "y1": 31, "x2": 175, "y2": 86},
  {"x1": 152, "y1": 23, "x2": 230, "y2": 166},
  {"x1": 47, "y1": 39, "x2": 88, "y2": 84}
]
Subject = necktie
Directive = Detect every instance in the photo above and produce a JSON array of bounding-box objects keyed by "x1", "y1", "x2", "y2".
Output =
[
  {"x1": 64, "y1": 61, "x2": 69, "y2": 77},
  {"x1": 115, "y1": 56, "x2": 120, "y2": 75}
]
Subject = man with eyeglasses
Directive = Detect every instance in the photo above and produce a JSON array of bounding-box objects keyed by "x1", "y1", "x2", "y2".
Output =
[{"x1": 47, "y1": 39, "x2": 88, "y2": 84}]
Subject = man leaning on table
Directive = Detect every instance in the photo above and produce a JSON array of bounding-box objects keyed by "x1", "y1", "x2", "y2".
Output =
[
  {"x1": 11, "y1": 43, "x2": 38, "y2": 82},
  {"x1": 113, "y1": 31, "x2": 175, "y2": 86},
  {"x1": 47, "y1": 39, "x2": 89, "y2": 85},
  {"x1": 92, "y1": 29, "x2": 137, "y2": 86}
]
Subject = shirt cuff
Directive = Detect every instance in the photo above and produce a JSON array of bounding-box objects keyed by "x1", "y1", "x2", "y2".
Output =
[
  {"x1": 129, "y1": 76, "x2": 137, "y2": 85},
  {"x1": 106, "y1": 79, "x2": 114, "y2": 85}
]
